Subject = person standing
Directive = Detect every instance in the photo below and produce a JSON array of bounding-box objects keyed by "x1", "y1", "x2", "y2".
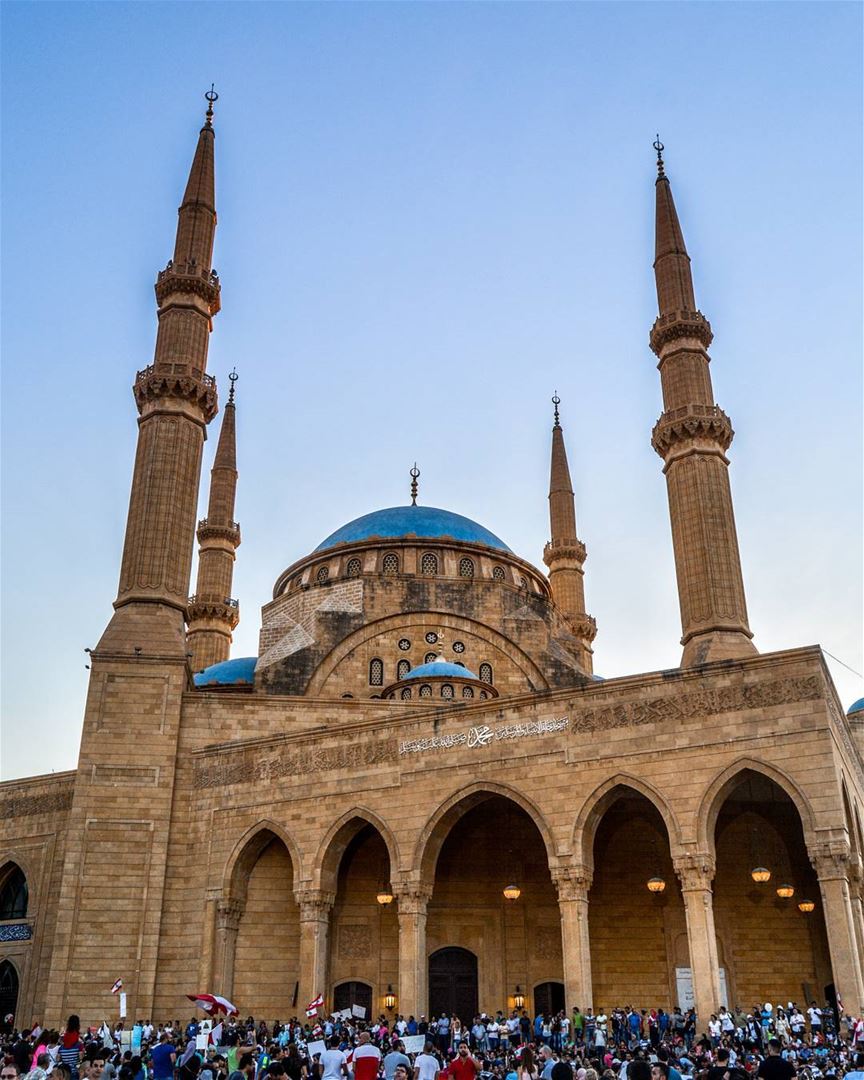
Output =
[
  {"x1": 384, "y1": 1042, "x2": 411, "y2": 1080},
  {"x1": 449, "y1": 1044, "x2": 479, "y2": 1080},
  {"x1": 350, "y1": 1032, "x2": 382, "y2": 1080},
  {"x1": 414, "y1": 1044, "x2": 440, "y2": 1080},
  {"x1": 756, "y1": 1040, "x2": 795, "y2": 1080}
]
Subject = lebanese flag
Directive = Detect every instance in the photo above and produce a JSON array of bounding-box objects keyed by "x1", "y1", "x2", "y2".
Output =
[
  {"x1": 305, "y1": 994, "x2": 324, "y2": 1017},
  {"x1": 186, "y1": 993, "x2": 239, "y2": 1017},
  {"x1": 209, "y1": 1023, "x2": 223, "y2": 1046},
  {"x1": 111, "y1": 979, "x2": 123, "y2": 995}
]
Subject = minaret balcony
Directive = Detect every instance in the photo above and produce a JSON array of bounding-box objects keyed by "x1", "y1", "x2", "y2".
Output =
[
  {"x1": 155, "y1": 260, "x2": 221, "y2": 315},
  {"x1": 187, "y1": 594, "x2": 240, "y2": 628},
  {"x1": 649, "y1": 309, "x2": 713, "y2": 355},
  {"x1": 651, "y1": 403, "x2": 733, "y2": 457},
  {"x1": 134, "y1": 363, "x2": 218, "y2": 422},
  {"x1": 543, "y1": 539, "x2": 587, "y2": 567},
  {"x1": 196, "y1": 519, "x2": 241, "y2": 546}
]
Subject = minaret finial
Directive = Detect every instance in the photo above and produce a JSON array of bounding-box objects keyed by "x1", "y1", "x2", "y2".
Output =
[
  {"x1": 204, "y1": 85, "x2": 218, "y2": 128},
  {"x1": 410, "y1": 463, "x2": 420, "y2": 506},
  {"x1": 552, "y1": 392, "x2": 561, "y2": 428},
  {"x1": 653, "y1": 134, "x2": 665, "y2": 178},
  {"x1": 228, "y1": 367, "x2": 238, "y2": 405}
]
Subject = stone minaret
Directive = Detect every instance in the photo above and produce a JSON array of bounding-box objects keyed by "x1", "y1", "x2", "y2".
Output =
[
  {"x1": 187, "y1": 371, "x2": 241, "y2": 671},
  {"x1": 99, "y1": 90, "x2": 221, "y2": 656},
  {"x1": 649, "y1": 141, "x2": 756, "y2": 667},
  {"x1": 543, "y1": 395, "x2": 596, "y2": 673}
]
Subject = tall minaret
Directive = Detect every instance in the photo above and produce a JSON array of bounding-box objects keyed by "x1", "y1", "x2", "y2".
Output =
[
  {"x1": 187, "y1": 370, "x2": 241, "y2": 671},
  {"x1": 543, "y1": 394, "x2": 596, "y2": 673},
  {"x1": 99, "y1": 90, "x2": 221, "y2": 655},
  {"x1": 649, "y1": 140, "x2": 756, "y2": 667}
]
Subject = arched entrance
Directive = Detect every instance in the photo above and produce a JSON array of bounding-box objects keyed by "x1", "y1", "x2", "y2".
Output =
[
  {"x1": 429, "y1": 947, "x2": 478, "y2": 1024},
  {"x1": 0, "y1": 960, "x2": 19, "y2": 1030},
  {"x1": 533, "y1": 980, "x2": 564, "y2": 1017},
  {"x1": 334, "y1": 980, "x2": 373, "y2": 1018}
]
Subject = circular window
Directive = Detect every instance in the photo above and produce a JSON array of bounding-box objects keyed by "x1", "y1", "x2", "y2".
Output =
[
  {"x1": 492, "y1": 566, "x2": 506, "y2": 582},
  {"x1": 453, "y1": 641, "x2": 465, "y2": 653},
  {"x1": 316, "y1": 565, "x2": 330, "y2": 583},
  {"x1": 425, "y1": 631, "x2": 438, "y2": 645},
  {"x1": 398, "y1": 638, "x2": 411, "y2": 651}
]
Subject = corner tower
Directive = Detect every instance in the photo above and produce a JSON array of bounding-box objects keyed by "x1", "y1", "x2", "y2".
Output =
[
  {"x1": 543, "y1": 395, "x2": 596, "y2": 673},
  {"x1": 649, "y1": 140, "x2": 756, "y2": 666}
]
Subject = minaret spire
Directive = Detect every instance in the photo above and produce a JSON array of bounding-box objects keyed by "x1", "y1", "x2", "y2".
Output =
[
  {"x1": 543, "y1": 394, "x2": 596, "y2": 673},
  {"x1": 648, "y1": 143, "x2": 756, "y2": 666},
  {"x1": 99, "y1": 91, "x2": 222, "y2": 656},
  {"x1": 187, "y1": 369, "x2": 241, "y2": 671}
]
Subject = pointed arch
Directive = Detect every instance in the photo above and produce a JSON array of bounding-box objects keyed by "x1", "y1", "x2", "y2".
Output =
[
  {"x1": 414, "y1": 781, "x2": 558, "y2": 882},
  {"x1": 696, "y1": 757, "x2": 817, "y2": 854},
  {"x1": 314, "y1": 807, "x2": 400, "y2": 893},
  {"x1": 0, "y1": 860, "x2": 31, "y2": 919},
  {"x1": 222, "y1": 819, "x2": 304, "y2": 902},
  {"x1": 572, "y1": 773, "x2": 681, "y2": 867}
]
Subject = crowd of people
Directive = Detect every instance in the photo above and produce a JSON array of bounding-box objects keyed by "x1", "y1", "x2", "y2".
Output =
[{"x1": 3, "y1": 1000, "x2": 864, "y2": 1080}]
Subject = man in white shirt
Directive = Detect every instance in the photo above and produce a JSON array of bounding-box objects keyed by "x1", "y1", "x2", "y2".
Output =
[
  {"x1": 414, "y1": 1045, "x2": 440, "y2": 1080},
  {"x1": 320, "y1": 1038, "x2": 348, "y2": 1080},
  {"x1": 807, "y1": 1004, "x2": 822, "y2": 1035}
]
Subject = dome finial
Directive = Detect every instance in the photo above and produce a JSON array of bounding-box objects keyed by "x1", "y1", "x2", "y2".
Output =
[
  {"x1": 204, "y1": 84, "x2": 218, "y2": 128},
  {"x1": 653, "y1": 134, "x2": 665, "y2": 178},
  {"x1": 227, "y1": 367, "x2": 238, "y2": 405},
  {"x1": 552, "y1": 391, "x2": 561, "y2": 428},
  {"x1": 410, "y1": 463, "x2": 420, "y2": 506}
]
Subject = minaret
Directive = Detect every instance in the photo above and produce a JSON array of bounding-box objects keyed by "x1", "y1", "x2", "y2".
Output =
[
  {"x1": 98, "y1": 90, "x2": 221, "y2": 656},
  {"x1": 187, "y1": 370, "x2": 241, "y2": 670},
  {"x1": 543, "y1": 394, "x2": 596, "y2": 673},
  {"x1": 649, "y1": 139, "x2": 756, "y2": 666}
]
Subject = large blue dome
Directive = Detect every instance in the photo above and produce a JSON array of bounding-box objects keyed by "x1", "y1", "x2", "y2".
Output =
[
  {"x1": 193, "y1": 656, "x2": 257, "y2": 688},
  {"x1": 404, "y1": 660, "x2": 481, "y2": 681},
  {"x1": 848, "y1": 697, "x2": 864, "y2": 716},
  {"x1": 315, "y1": 505, "x2": 512, "y2": 553}
]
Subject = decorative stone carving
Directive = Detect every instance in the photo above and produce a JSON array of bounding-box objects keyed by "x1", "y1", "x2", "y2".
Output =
[
  {"x1": 649, "y1": 309, "x2": 714, "y2": 354},
  {"x1": 535, "y1": 926, "x2": 562, "y2": 959},
  {"x1": 296, "y1": 889, "x2": 336, "y2": 919},
  {"x1": 216, "y1": 897, "x2": 244, "y2": 931},
  {"x1": 673, "y1": 852, "x2": 716, "y2": 891},
  {"x1": 2, "y1": 787, "x2": 73, "y2": 818},
  {"x1": 566, "y1": 614, "x2": 598, "y2": 643},
  {"x1": 651, "y1": 405, "x2": 734, "y2": 457},
  {"x1": 194, "y1": 737, "x2": 397, "y2": 789},
  {"x1": 810, "y1": 841, "x2": 853, "y2": 880},
  {"x1": 339, "y1": 924, "x2": 372, "y2": 959},
  {"x1": 551, "y1": 865, "x2": 593, "y2": 901},
  {"x1": 392, "y1": 883, "x2": 434, "y2": 915},
  {"x1": 133, "y1": 364, "x2": 218, "y2": 422}
]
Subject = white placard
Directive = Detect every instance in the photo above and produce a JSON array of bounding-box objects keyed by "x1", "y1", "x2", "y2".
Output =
[
  {"x1": 334, "y1": 1009, "x2": 352, "y2": 1021},
  {"x1": 351, "y1": 1005, "x2": 367, "y2": 1019},
  {"x1": 306, "y1": 1040, "x2": 327, "y2": 1059},
  {"x1": 119, "y1": 993, "x2": 127, "y2": 1019},
  {"x1": 402, "y1": 1036, "x2": 425, "y2": 1054},
  {"x1": 196, "y1": 1035, "x2": 209, "y2": 1051}
]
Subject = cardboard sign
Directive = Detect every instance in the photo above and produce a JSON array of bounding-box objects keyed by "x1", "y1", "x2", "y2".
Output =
[
  {"x1": 119, "y1": 993, "x2": 127, "y2": 1019},
  {"x1": 306, "y1": 1040, "x2": 327, "y2": 1060},
  {"x1": 402, "y1": 1036, "x2": 425, "y2": 1054},
  {"x1": 196, "y1": 1035, "x2": 209, "y2": 1051},
  {"x1": 351, "y1": 1005, "x2": 367, "y2": 1019}
]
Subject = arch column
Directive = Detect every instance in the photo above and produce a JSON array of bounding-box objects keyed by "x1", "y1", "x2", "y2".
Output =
[
  {"x1": 296, "y1": 888, "x2": 335, "y2": 1010},
  {"x1": 213, "y1": 897, "x2": 244, "y2": 998},
  {"x1": 811, "y1": 844, "x2": 864, "y2": 1013},
  {"x1": 552, "y1": 866, "x2": 593, "y2": 1012},
  {"x1": 393, "y1": 882, "x2": 433, "y2": 1019},
  {"x1": 674, "y1": 853, "x2": 721, "y2": 1029}
]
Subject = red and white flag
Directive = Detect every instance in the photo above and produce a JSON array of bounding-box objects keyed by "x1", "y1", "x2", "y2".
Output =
[
  {"x1": 111, "y1": 979, "x2": 123, "y2": 995},
  {"x1": 209, "y1": 1022, "x2": 223, "y2": 1046},
  {"x1": 186, "y1": 993, "x2": 238, "y2": 1017},
  {"x1": 305, "y1": 994, "x2": 324, "y2": 1017}
]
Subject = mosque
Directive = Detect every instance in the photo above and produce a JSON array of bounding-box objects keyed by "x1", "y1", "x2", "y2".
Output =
[{"x1": 2, "y1": 95, "x2": 863, "y2": 1031}]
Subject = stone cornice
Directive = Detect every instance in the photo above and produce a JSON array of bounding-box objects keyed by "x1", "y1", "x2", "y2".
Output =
[
  {"x1": 187, "y1": 596, "x2": 240, "y2": 629},
  {"x1": 651, "y1": 404, "x2": 733, "y2": 457},
  {"x1": 649, "y1": 309, "x2": 713, "y2": 356},
  {"x1": 134, "y1": 364, "x2": 218, "y2": 423}
]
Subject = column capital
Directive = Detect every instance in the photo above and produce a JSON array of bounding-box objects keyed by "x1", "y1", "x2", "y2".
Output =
[
  {"x1": 392, "y1": 881, "x2": 434, "y2": 914},
  {"x1": 216, "y1": 896, "x2": 244, "y2": 931},
  {"x1": 295, "y1": 888, "x2": 336, "y2": 918},
  {"x1": 810, "y1": 840, "x2": 853, "y2": 881},
  {"x1": 552, "y1": 864, "x2": 593, "y2": 901},
  {"x1": 673, "y1": 852, "x2": 716, "y2": 891}
]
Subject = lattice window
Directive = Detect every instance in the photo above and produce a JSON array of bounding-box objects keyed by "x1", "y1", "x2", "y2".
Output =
[
  {"x1": 492, "y1": 565, "x2": 506, "y2": 582},
  {"x1": 425, "y1": 631, "x2": 437, "y2": 645},
  {"x1": 369, "y1": 658, "x2": 384, "y2": 686},
  {"x1": 453, "y1": 641, "x2": 465, "y2": 653},
  {"x1": 462, "y1": 686, "x2": 474, "y2": 699},
  {"x1": 382, "y1": 552, "x2": 400, "y2": 574},
  {"x1": 480, "y1": 691, "x2": 488, "y2": 700},
  {"x1": 398, "y1": 638, "x2": 411, "y2": 651},
  {"x1": 441, "y1": 684, "x2": 454, "y2": 699},
  {"x1": 425, "y1": 652, "x2": 437, "y2": 664},
  {"x1": 346, "y1": 557, "x2": 362, "y2": 578},
  {"x1": 519, "y1": 576, "x2": 528, "y2": 590},
  {"x1": 421, "y1": 552, "x2": 438, "y2": 576},
  {"x1": 397, "y1": 659, "x2": 410, "y2": 679},
  {"x1": 401, "y1": 687, "x2": 412, "y2": 700},
  {"x1": 316, "y1": 565, "x2": 330, "y2": 583},
  {"x1": 479, "y1": 662, "x2": 493, "y2": 684},
  {"x1": 459, "y1": 557, "x2": 474, "y2": 578},
  {"x1": 419, "y1": 684, "x2": 432, "y2": 698}
]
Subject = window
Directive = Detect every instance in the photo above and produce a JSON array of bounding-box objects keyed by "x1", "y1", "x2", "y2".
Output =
[
  {"x1": 441, "y1": 684, "x2": 454, "y2": 699},
  {"x1": 455, "y1": 661, "x2": 465, "y2": 667},
  {"x1": 425, "y1": 652, "x2": 437, "y2": 664},
  {"x1": 401, "y1": 687, "x2": 412, "y2": 700},
  {"x1": 492, "y1": 565, "x2": 506, "y2": 582},
  {"x1": 421, "y1": 552, "x2": 438, "y2": 576},
  {"x1": 479, "y1": 662, "x2": 493, "y2": 684},
  {"x1": 459, "y1": 557, "x2": 474, "y2": 578},
  {"x1": 398, "y1": 638, "x2": 411, "y2": 651},
  {"x1": 0, "y1": 866, "x2": 27, "y2": 920},
  {"x1": 425, "y1": 631, "x2": 438, "y2": 645},
  {"x1": 346, "y1": 557, "x2": 362, "y2": 578},
  {"x1": 341, "y1": 693, "x2": 354, "y2": 699},
  {"x1": 480, "y1": 691, "x2": 488, "y2": 700},
  {"x1": 369, "y1": 658, "x2": 384, "y2": 686},
  {"x1": 452, "y1": 641, "x2": 465, "y2": 653},
  {"x1": 519, "y1": 575, "x2": 527, "y2": 590},
  {"x1": 397, "y1": 659, "x2": 410, "y2": 679},
  {"x1": 419, "y1": 684, "x2": 432, "y2": 698},
  {"x1": 316, "y1": 565, "x2": 330, "y2": 583},
  {"x1": 382, "y1": 552, "x2": 400, "y2": 574},
  {"x1": 462, "y1": 686, "x2": 474, "y2": 699}
]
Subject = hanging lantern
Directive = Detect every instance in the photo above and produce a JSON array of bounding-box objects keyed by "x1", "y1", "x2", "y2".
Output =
[
  {"x1": 503, "y1": 883, "x2": 521, "y2": 900},
  {"x1": 776, "y1": 884, "x2": 795, "y2": 899},
  {"x1": 514, "y1": 986, "x2": 525, "y2": 1009},
  {"x1": 798, "y1": 899, "x2": 815, "y2": 913},
  {"x1": 376, "y1": 886, "x2": 394, "y2": 905},
  {"x1": 384, "y1": 985, "x2": 396, "y2": 1010},
  {"x1": 751, "y1": 866, "x2": 771, "y2": 883},
  {"x1": 647, "y1": 876, "x2": 666, "y2": 893}
]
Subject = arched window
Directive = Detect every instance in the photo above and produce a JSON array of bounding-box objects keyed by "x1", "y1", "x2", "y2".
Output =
[
  {"x1": 401, "y1": 687, "x2": 412, "y2": 700},
  {"x1": 425, "y1": 652, "x2": 437, "y2": 664},
  {"x1": 346, "y1": 557, "x2": 362, "y2": 578},
  {"x1": 382, "y1": 553, "x2": 400, "y2": 574},
  {"x1": 492, "y1": 565, "x2": 506, "y2": 582},
  {"x1": 462, "y1": 686, "x2": 474, "y2": 699},
  {"x1": 479, "y1": 663, "x2": 493, "y2": 685},
  {"x1": 441, "y1": 684, "x2": 454, "y2": 699},
  {"x1": 419, "y1": 684, "x2": 432, "y2": 698},
  {"x1": 341, "y1": 693, "x2": 354, "y2": 699},
  {"x1": 459, "y1": 557, "x2": 474, "y2": 578},
  {"x1": 369, "y1": 658, "x2": 384, "y2": 687},
  {"x1": 421, "y1": 552, "x2": 438, "y2": 576},
  {"x1": 316, "y1": 565, "x2": 330, "y2": 583},
  {"x1": 0, "y1": 866, "x2": 28, "y2": 920},
  {"x1": 480, "y1": 691, "x2": 488, "y2": 700},
  {"x1": 397, "y1": 659, "x2": 410, "y2": 679},
  {"x1": 519, "y1": 575, "x2": 527, "y2": 590}
]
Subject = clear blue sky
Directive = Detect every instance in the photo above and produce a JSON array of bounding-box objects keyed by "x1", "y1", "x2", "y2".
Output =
[{"x1": 1, "y1": 1, "x2": 861, "y2": 780}]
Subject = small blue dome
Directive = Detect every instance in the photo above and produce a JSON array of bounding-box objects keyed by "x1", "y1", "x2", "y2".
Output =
[
  {"x1": 403, "y1": 659, "x2": 481, "y2": 681},
  {"x1": 194, "y1": 656, "x2": 257, "y2": 688},
  {"x1": 315, "y1": 505, "x2": 511, "y2": 553},
  {"x1": 848, "y1": 697, "x2": 864, "y2": 716}
]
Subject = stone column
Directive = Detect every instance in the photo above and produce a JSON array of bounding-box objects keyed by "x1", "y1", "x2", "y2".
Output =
[
  {"x1": 812, "y1": 846, "x2": 864, "y2": 1013},
  {"x1": 674, "y1": 853, "x2": 721, "y2": 1031},
  {"x1": 552, "y1": 866, "x2": 593, "y2": 1013},
  {"x1": 393, "y1": 883, "x2": 433, "y2": 1019},
  {"x1": 297, "y1": 889, "x2": 335, "y2": 1010},
  {"x1": 213, "y1": 897, "x2": 244, "y2": 998}
]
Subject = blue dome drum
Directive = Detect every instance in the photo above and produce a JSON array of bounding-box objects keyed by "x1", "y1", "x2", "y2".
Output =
[{"x1": 315, "y1": 505, "x2": 512, "y2": 553}]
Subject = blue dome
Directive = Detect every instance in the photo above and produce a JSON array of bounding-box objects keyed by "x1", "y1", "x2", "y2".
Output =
[
  {"x1": 315, "y1": 505, "x2": 511, "y2": 553},
  {"x1": 848, "y1": 697, "x2": 864, "y2": 716},
  {"x1": 194, "y1": 656, "x2": 257, "y2": 688},
  {"x1": 403, "y1": 659, "x2": 481, "y2": 681}
]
